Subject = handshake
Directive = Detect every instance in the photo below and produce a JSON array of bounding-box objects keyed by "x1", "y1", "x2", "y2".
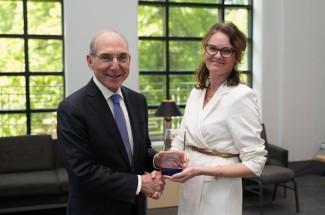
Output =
[{"x1": 141, "y1": 150, "x2": 187, "y2": 199}]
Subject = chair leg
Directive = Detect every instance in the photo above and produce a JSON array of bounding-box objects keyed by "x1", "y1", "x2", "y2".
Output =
[
  {"x1": 272, "y1": 183, "x2": 278, "y2": 202},
  {"x1": 257, "y1": 180, "x2": 264, "y2": 215},
  {"x1": 292, "y1": 179, "x2": 300, "y2": 213}
]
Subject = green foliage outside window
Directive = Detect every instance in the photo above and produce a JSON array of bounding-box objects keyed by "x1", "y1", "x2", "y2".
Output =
[
  {"x1": 29, "y1": 39, "x2": 63, "y2": 72},
  {"x1": 169, "y1": 7, "x2": 218, "y2": 38},
  {"x1": 27, "y1": 1, "x2": 62, "y2": 35},
  {"x1": 0, "y1": 0, "x2": 24, "y2": 34},
  {"x1": 139, "y1": 40, "x2": 165, "y2": 71},
  {"x1": 138, "y1": 6, "x2": 165, "y2": 37},
  {"x1": 0, "y1": 38, "x2": 25, "y2": 72}
]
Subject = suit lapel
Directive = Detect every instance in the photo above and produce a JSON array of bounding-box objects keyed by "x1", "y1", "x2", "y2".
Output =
[
  {"x1": 86, "y1": 80, "x2": 132, "y2": 168},
  {"x1": 121, "y1": 87, "x2": 138, "y2": 168}
]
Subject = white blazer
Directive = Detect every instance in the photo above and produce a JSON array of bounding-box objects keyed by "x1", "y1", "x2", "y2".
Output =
[{"x1": 172, "y1": 83, "x2": 267, "y2": 215}]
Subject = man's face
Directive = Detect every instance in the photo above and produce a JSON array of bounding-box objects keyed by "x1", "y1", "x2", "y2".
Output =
[{"x1": 87, "y1": 32, "x2": 131, "y2": 93}]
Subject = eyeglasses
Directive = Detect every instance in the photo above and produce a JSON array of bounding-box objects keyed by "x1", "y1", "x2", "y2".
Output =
[
  {"x1": 205, "y1": 44, "x2": 236, "y2": 58},
  {"x1": 94, "y1": 53, "x2": 130, "y2": 63}
]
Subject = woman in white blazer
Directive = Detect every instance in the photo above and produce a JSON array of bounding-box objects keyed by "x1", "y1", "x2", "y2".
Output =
[{"x1": 167, "y1": 22, "x2": 267, "y2": 215}]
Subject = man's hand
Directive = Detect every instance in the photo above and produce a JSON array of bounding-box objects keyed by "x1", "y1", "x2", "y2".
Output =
[{"x1": 141, "y1": 171, "x2": 165, "y2": 199}]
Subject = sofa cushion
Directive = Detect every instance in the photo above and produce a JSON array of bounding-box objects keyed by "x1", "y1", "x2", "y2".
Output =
[
  {"x1": 0, "y1": 170, "x2": 61, "y2": 197},
  {"x1": 56, "y1": 167, "x2": 69, "y2": 193},
  {"x1": 53, "y1": 139, "x2": 65, "y2": 168},
  {"x1": 0, "y1": 135, "x2": 54, "y2": 173}
]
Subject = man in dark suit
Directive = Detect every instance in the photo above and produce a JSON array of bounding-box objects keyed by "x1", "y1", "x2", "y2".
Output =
[{"x1": 57, "y1": 29, "x2": 165, "y2": 215}]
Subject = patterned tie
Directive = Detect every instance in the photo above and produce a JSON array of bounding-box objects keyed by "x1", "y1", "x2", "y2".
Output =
[{"x1": 111, "y1": 94, "x2": 133, "y2": 165}]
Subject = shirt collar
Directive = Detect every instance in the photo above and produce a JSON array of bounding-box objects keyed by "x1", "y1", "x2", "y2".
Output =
[{"x1": 92, "y1": 76, "x2": 123, "y2": 100}]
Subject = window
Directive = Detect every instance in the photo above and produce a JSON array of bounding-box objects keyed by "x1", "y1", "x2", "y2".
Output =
[
  {"x1": 138, "y1": 0, "x2": 253, "y2": 140},
  {"x1": 0, "y1": 0, "x2": 64, "y2": 138}
]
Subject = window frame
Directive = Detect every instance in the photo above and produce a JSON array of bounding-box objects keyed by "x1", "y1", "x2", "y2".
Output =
[{"x1": 0, "y1": 0, "x2": 65, "y2": 137}]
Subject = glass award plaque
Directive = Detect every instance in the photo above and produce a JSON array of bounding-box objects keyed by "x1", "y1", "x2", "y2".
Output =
[{"x1": 161, "y1": 129, "x2": 186, "y2": 176}]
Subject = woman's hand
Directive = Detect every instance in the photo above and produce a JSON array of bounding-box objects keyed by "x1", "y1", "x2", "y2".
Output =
[{"x1": 167, "y1": 167, "x2": 198, "y2": 183}]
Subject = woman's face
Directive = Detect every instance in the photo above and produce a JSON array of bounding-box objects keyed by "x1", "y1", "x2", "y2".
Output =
[{"x1": 205, "y1": 31, "x2": 236, "y2": 79}]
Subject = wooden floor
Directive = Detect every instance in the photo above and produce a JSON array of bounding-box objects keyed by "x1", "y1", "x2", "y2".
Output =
[
  {"x1": 1, "y1": 174, "x2": 324, "y2": 215},
  {"x1": 148, "y1": 174, "x2": 325, "y2": 215}
]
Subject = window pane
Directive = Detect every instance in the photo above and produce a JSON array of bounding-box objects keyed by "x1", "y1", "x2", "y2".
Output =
[
  {"x1": 0, "y1": 76, "x2": 26, "y2": 110},
  {"x1": 27, "y1": 1, "x2": 62, "y2": 35},
  {"x1": 170, "y1": 73, "x2": 196, "y2": 105},
  {"x1": 148, "y1": 108, "x2": 164, "y2": 142},
  {"x1": 140, "y1": 0, "x2": 166, "y2": 2},
  {"x1": 169, "y1": 41, "x2": 201, "y2": 71},
  {"x1": 170, "y1": 74, "x2": 196, "y2": 104},
  {"x1": 29, "y1": 76, "x2": 64, "y2": 109},
  {"x1": 238, "y1": 41, "x2": 250, "y2": 71},
  {"x1": 169, "y1": 7, "x2": 218, "y2": 37},
  {"x1": 171, "y1": 115, "x2": 182, "y2": 131},
  {"x1": 0, "y1": 38, "x2": 25, "y2": 72},
  {"x1": 170, "y1": 0, "x2": 221, "y2": 3},
  {"x1": 224, "y1": 0, "x2": 249, "y2": 5},
  {"x1": 239, "y1": 49, "x2": 248, "y2": 71},
  {"x1": 225, "y1": 8, "x2": 248, "y2": 35},
  {"x1": 0, "y1": 113, "x2": 27, "y2": 137},
  {"x1": 148, "y1": 108, "x2": 184, "y2": 142},
  {"x1": 139, "y1": 75, "x2": 165, "y2": 106},
  {"x1": 139, "y1": 40, "x2": 165, "y2": 71},
  {"x1": 0, "y1": 0, "x2": 23, "y2": 34},
  {"x1": 28, "y1": 39, "x2": 63, "y2": 72},
  {"x1": 31, "y1": 112, "x2": 57, "y2": 138},
  {"x1": 138, "y1": 5, "x2": 165, "y2": 37},
  {"x1": 240, "y1": 72, "x2": 251, "y2": 85}
]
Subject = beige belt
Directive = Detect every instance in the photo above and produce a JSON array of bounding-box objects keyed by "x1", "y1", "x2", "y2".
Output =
[{"x1": 187, "y1": 144, "x2": 238, "y2": 158}]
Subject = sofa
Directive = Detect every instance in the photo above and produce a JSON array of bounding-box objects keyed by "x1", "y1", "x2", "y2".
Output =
[{"x1": 0, "y1": 135, "x2": 68, "y2": 213}]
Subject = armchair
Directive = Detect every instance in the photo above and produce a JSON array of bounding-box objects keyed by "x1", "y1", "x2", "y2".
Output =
[{"x1": 242, "y1": 124, "x2": 299, "y2": 215}]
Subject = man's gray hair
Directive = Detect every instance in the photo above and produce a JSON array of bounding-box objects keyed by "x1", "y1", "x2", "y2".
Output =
[{"x1": 89, "y1": 29, "x2": 129, "y2": 57}]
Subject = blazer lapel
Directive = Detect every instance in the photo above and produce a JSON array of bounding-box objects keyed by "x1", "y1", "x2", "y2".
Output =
[{"x1": 201, "y1": 84, "x2": 230, "y2": 122}]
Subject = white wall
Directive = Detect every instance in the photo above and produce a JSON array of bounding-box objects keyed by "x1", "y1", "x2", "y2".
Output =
[
  {"x1": 65, "y1": 0, "x2": 325, "y2": 161},
  {"x1": 64, "y1": 0, "x2": 138, "y2": 95},
  {"x1": 254, "y1": 0, "x2": 325, "y2": 161}
]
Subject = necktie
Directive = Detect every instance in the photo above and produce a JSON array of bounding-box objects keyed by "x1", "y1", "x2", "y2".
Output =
[{"x1": 111, "y1": 94, "x2": 133, "y2": 165}]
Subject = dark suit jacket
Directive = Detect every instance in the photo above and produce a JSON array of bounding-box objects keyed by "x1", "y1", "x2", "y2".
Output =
[{"x1": 57, "y1": 79, "x2": 157, "y2": 215}]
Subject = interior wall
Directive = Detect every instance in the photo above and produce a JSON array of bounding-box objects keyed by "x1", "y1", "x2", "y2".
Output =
[
  {"x1": 254, "y1": 0, "x2": 325, "y2": 161},
  {"x1": 65, "y1": 0, "x2": 325, "y2": 162},
  {"x1": 64, "y1": 0, "x2": 138, "y2": 95}
]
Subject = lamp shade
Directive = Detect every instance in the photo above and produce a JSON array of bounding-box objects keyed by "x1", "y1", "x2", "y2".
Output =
[{"x1": 155, "y1": 100, "x2": 182, "y2": 117}]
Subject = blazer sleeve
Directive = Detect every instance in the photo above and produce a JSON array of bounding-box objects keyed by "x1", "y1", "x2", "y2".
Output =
[{"x1": 227, "y1": 88, "x2": 267, "y2": 176}]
